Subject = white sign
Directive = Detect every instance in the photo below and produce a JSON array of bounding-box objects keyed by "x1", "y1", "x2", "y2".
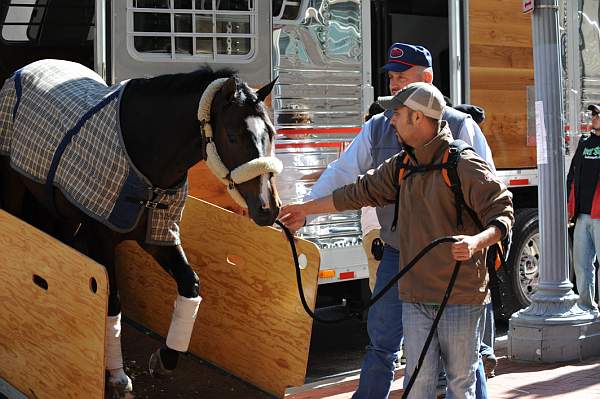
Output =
[{"x1": 535, "y1": 101, "x2": 548, "y2": 165}]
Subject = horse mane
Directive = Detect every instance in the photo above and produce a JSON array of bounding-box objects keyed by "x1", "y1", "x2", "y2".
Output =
[{"x1": 129, "y1": 67, "x2": 246, "y2": 96}]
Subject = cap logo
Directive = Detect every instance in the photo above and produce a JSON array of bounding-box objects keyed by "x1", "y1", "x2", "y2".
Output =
[{"x1": 389, "y1": 47, "x2": 404, "y2": 58}]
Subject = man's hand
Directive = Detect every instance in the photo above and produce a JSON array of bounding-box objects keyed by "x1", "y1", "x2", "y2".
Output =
[
  {"x1": 278, "y1": 203, "x2": 309, "y2": 235},
  {"x1": 451, "y1": 226, "x2": 502, "y2": 262},
  {"x1": 278, "y1": 195, "x2": 337, "y2": 237},
  {"x1": 451, "y1": 235, "x2": 480, "y2": 261}
]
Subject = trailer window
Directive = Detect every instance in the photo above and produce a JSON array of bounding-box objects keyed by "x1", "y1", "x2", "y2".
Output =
[
  {"x1": 273, "y1": 0, "x2": 306, "y2": 23},
  {"x1": 1, "y1": 0, "x2": 45, "y2": 42},
  {"x1": 1, "y1": 0, "x2": 94, "y2": 45},
  {"x1": 129, "y1": 0, "x2": 256, "y2": 61}
]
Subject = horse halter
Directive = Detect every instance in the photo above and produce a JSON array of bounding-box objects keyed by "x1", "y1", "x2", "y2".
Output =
[{"x1": 197, "y1": 78, "x2": 283, "y2": 208}]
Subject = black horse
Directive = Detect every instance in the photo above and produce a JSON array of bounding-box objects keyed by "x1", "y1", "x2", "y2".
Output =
[{"x1": 0, "y1": 59, "x2": 281, "y2": 397}]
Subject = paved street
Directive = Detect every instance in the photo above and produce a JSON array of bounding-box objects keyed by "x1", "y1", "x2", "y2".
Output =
[{"x1": 287, "y1": 332, "x2": 600, "y2": 398}]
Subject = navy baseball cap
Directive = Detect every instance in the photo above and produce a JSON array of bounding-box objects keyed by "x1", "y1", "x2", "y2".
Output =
[{"x1": 383, "y1": 43, "x2": 433, "y2": 72}]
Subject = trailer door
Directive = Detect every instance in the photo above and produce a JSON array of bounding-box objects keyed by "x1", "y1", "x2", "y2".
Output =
[{"x1": 369, "y1": 0, "x2": 467, "y2": 104}]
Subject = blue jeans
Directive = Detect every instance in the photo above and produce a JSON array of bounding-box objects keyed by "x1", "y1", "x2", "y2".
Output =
[
  {"x1": 479, "y1": 303, "x2": 495, "y2": 357},
  {"x1": 403, "y1": 302, "x2": 485, "y2": 399},
  {"x1": 573, "y1": 214, "x2": 600, "y2": 313},
  {"x1": 474, "y1": 359, "x2": 488, "y2": 398},
  {"x1": 439, "y1": 358, "x2": 488, "y2": 398},
  {"x1": 352, "y1": 245, "x2": 402, "y2": 399}
]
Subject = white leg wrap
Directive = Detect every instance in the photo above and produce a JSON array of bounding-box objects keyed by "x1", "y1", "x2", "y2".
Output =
[
  {"x1": 105, "y1": 313, "x2": 124, "y2": 371},
  {"x1": 166, "y1": 295, "x2": 202, "y2": 352}
]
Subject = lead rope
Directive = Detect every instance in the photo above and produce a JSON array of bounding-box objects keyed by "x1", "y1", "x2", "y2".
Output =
[{"x1": 275, "y1": 220, "x2": 462, "y2": 398}]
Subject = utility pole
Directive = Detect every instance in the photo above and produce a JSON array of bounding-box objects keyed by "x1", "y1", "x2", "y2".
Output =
[{"x1": 509, "y1": 0, "x2": 600, "y2": 361}]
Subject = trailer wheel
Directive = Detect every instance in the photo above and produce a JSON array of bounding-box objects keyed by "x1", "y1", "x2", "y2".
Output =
[{"x1": 494, "y1": 208, "x2": 539, "y2": 320}]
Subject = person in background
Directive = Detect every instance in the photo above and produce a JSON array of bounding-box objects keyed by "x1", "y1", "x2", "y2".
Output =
[
  {"x1": 362, "y1": 101, "x2": 386, "y2": 294},
  {"x1": 567, "y1": 104, "x2": 600, "y2": 318},
  {"x1": 454, "y1": 103, "x2": 498, "y2": 378}
]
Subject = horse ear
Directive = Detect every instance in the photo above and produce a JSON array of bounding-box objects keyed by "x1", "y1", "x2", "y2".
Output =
[
  {"x1": 256, "y1": 76, "x2": 278, "y2": 103},
  {"x1": 220, "y1": 77, "x2": 238, "y2": 102}
]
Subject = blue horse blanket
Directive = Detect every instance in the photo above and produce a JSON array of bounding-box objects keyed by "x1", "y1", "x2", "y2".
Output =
[{"x1": 0, "y1": 59, "x2": 187, "y2": 245}]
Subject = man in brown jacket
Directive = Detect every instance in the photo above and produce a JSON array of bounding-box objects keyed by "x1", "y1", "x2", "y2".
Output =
[{"x1": 279, "y1": 82, "x2": 514, "y2": 398}]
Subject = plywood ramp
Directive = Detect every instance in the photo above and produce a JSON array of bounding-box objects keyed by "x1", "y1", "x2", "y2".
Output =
[
  {"x1": 116, "y1": 197, "x2": 320, "y2": 398},
  {"x1": 0, "y1": 209, "x2": 108, "y2": 399},
  {"x1": 188, "y1": 162, "x2": 248, "y2": 216},
  {"x1": 469, "y1": 0, "x2": 536, "y2": 169}
]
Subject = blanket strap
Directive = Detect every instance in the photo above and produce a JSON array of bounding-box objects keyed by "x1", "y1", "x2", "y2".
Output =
[{"x1": 45, "y1": 89, "x2": 121, "y2": 215}]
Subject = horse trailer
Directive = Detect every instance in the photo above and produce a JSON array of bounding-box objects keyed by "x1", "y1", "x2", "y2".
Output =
[{"x1": 0, "y1": 0, "x2": 597, "y2": 320}]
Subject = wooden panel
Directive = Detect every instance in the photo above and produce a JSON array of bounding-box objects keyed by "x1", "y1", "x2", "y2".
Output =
[
  {"x1": 470, "y1": 67, "x2": 533, "y2": 91},
  {"x1": 470, "y1": 44, "x2": 533, "y2": 69},
  {"x1": 188, "y1": 162, "x2": 247, "y2": 217},
  {"x1": 471, "y1": 87, "x2": 537, "y2": 168},
  {"x1": 116, "y1": 197, "x2": 320, "y2": 398},
  {"x1": 471, "y1": 89, "x2": 529, "y2": 114},
  {"x1": 470, "y1": 69, "x2": 535, "y2": 168},
  {"x1": 469, "y1": 0, "x2": 532, "y2": 48},
  {"x1": 469, "y1": 0, "x2": 536, "y2": 169},
  {"x1": 0, "y1": 210, "x2": 108, "y2": 399}
]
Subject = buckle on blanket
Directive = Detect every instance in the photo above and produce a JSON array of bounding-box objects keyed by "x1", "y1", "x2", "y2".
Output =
[
  {"x1": 141, "y1": 200, "x2": 168, "y2": 210},
  {"x1": 126, "y1": 197, "x2": 168, "y2": 210}
]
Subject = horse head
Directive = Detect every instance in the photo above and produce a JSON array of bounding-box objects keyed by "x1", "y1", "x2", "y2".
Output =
[{"x1": 206, "y1": 76, "x2": 281, "y2": 226}]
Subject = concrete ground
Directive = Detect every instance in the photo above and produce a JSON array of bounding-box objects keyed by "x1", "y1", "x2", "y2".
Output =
[{"x1": 285, "y1": 335, "x2": 600, "y2": 399}]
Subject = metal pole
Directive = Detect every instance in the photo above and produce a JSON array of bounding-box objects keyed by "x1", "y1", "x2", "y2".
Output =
[{"x1": 508, "y1": 0, "x2": 600, "y2": 362}]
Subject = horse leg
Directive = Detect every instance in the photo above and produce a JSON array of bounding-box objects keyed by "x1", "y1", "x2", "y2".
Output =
[
  {"x1": 87, "y1": 224, "x2": 133, "y2": 398},
  {"x1": 142, "y1": 244, "x2": 200, "y2": 376}
]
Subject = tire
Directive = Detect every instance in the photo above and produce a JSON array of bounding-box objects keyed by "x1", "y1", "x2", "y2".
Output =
[{"x1": 493, "y1": 208, "x2": 540, "y2": 321}]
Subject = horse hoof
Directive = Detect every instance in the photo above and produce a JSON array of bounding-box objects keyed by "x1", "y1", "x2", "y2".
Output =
[
  {"x1": 107, "y1": 375, "x2": 134, "y2": 399},
  {"x1": 149, "y1": 348, "x2": 173, "y2": 378}
]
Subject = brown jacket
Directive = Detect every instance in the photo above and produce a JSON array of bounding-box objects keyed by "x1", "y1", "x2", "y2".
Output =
[{"x1": 332, "y1": 122, "x2": 514, "y2": 305}]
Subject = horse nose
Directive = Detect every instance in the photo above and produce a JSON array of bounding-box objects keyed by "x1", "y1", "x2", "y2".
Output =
[
  {"x1": 253, "y1": 207, "x2": 278, "y2": 226},
  {"x1": 260, "y1": 179, "x2": 280, "y2": 211},
  {"x1": 261, "y1": 198, "x2": 281, "y2": 211}
]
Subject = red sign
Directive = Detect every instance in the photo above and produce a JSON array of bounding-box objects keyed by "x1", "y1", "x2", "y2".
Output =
[{"x1": 522, "y1": 0, "x2": 534, "y2": 13}]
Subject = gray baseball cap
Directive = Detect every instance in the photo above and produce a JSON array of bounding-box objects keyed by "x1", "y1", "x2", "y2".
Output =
[{"x1": 379, "y1": 82, "x2": 446, "y2": 120}]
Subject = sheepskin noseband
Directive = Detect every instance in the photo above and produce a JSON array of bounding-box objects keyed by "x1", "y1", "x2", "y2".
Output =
[{"x1": 197, "y1": 79, "x2": 283, "y2": 208}]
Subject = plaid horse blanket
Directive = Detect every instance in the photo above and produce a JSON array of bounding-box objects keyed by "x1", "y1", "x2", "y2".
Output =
[{"x1": 0, "y1": 59, "x2": 187, "y2": 245}]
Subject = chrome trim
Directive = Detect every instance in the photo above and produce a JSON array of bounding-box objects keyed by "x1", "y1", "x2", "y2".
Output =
[
  {"x1": 95, "y1": 0, "x2": 106, "y2": 80},
  {"x1": 449, "y1": 0, "x2": 463, "y2": 103},
  {"x1": 462, "y1": 0, "x2": 471, "y2": 103}
]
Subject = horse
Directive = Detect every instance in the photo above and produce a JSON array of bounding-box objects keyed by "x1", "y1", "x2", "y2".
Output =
[{"x1": 0, "y1": 59, "x2": 281, "y2": 398}]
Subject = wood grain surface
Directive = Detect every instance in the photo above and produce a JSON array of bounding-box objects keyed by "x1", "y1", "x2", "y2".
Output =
[
  {"x1": 0, "y1": 209, "x2": 108, "y2": 399},
  {"x1": 469, "y1": 0, "x2": 537, "y2": 169},
  {"x1": 188, "y1": 162, "x2": 248, "y2": 216},
  {"x1": 116, "y1": 197, "x2": 320, "y2": 398}
]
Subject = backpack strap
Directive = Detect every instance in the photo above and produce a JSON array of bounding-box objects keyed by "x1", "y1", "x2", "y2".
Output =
[
  {"x1": 442, "y1": 140, "x2": 509, "y2": 279},
  {"x1": 391, "y1": 151, "x2": 410, "y2": 232},
  {"x1": 443, "y1": 140, "x2": 474, "y2": 229},
  {"x1": 391, "y1": 144, "x2": 465, "y2": 232}
]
